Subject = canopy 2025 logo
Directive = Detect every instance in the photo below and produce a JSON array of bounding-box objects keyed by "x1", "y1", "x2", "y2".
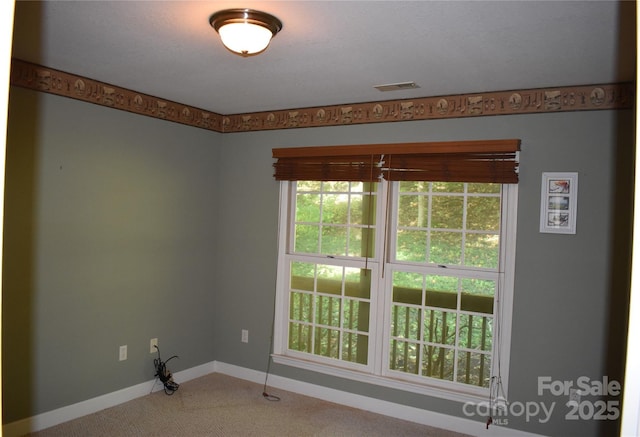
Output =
[{"x1": 462, "y1": 376, "x2": 622, "y2": 425}]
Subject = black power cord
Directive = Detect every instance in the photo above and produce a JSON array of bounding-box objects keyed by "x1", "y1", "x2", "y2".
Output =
[{"x1": 153, "y1": 345, "x2": 180, "y2": 395}]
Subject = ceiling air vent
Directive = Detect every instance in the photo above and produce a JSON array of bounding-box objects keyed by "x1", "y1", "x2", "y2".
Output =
[{"x1": 373, "y1": 81, "x2": 420, "y2": 92}]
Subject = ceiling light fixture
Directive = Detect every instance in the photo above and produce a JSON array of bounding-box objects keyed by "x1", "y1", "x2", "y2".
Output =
[{"x1": 209, "y1": 8, "x2": 282, "y2": 57}]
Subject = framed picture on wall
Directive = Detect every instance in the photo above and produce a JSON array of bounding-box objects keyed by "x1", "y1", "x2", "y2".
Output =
[{"x1": 540, "y1": 172, "x2": 578, "y2": 234}]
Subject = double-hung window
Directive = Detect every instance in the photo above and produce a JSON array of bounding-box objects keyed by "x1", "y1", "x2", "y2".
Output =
[{"x1": 272, "y1": 140, "x2": 519, "y2": 402}]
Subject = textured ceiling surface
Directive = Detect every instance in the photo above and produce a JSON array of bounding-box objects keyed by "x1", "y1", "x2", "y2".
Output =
[{"x1": 11, "y1": 0, "x2": 636, "y2": 115}]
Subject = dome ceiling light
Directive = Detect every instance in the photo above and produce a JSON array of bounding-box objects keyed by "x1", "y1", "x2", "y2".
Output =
[{"x1": 209, "y1": 8, "x2": 283, "y2": 57}]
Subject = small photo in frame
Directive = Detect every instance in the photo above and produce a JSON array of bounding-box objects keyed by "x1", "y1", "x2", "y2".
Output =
[
  {"x1": 540, "y1": 172, "x2": 578, "y2": 234},
  {"x1": 548, "y1": 196, "x2": 570, "y2": 210}
]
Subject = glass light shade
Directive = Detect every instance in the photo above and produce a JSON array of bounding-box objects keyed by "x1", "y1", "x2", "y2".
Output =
[
  {"x1": 218, "y1": 22, "x2": 274, "y2": 55},
  {"x1": 210, "y1": 9, "x2": 282, "y2": 57}
]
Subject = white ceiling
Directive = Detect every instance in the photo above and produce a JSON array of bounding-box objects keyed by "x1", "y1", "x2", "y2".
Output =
[{"x1": 11, "y1": 0, "x2": 636, "y2": 115}]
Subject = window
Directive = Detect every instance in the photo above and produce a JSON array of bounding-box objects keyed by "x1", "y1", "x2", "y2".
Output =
[
  {"x1": 284, "y1": 181, "x2": 379, "y2": 369},
  {"x1": 386, "y1": 182, "x2": 504, "y2": 389},
  {"x1": 272, "y1": 141, "x2": 518, "y2": 402}
]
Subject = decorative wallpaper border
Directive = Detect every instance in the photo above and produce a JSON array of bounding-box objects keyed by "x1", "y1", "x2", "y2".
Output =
[
  {"x1": 10, "y1": 59, "x2": 635, "y2": 134},
  {"x1": 10, "y1": 59, "x2": 224, "y2": 132}
]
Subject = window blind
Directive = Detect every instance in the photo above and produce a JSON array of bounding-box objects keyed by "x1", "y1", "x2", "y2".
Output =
[
  {"x1": 273, "y1": 139, "x2": 519, "y2": 184},
  {"x1": 272, "y1": 154, "x2": 383, "y2": 182}
]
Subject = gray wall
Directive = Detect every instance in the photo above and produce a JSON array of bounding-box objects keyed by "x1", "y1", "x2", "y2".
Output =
[
  {"x1": 3, "y1": 87, "x2": 221, "y2": 422},
  {"x1": 215, "y1": 111, "x2": 634, "y2": 437},
  {"x1": 3, "y1": 85, "x2": 634, "y2": 437}
]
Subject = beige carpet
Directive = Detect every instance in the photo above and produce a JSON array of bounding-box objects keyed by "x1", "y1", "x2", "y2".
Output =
[{"x1": 28, "y1": 373, "x2": 472, "y2": 437}]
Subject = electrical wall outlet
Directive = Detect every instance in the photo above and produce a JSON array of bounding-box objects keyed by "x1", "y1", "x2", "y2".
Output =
[
  {"x1": 241, "y1": 329, "x2": 249, "y2": 343},
  {"x1": 119, "y1": 345, "x2": 127, "y2": 361},
  {"x1": 150, "y1": 338, "x2": 158, "y2": 353}
]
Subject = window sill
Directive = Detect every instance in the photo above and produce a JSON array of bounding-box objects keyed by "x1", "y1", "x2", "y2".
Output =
[{"x1": 272, "y1": 354, "x2": 492, "y2": 405}]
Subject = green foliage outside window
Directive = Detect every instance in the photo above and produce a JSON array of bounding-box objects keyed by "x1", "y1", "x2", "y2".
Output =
[{"x1": 293, "y1": 182, "x2": 377, "y2": 258}]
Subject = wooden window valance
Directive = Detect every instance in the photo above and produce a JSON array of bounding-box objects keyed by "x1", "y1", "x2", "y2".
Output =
[{"x1": 272, "y1": 139, "x2": 520, "y2": 184}]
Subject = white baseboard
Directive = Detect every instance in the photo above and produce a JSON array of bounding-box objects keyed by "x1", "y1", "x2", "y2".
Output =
[
  {"x1": 213, "y1": 361, "x2": 546, "y2": 437},
  {"x1": 2, "y1": 361, "x2": 216, "y2": 437},
  {"x1": 4, "y1": 360, "x2": 544, "y2": 437}
]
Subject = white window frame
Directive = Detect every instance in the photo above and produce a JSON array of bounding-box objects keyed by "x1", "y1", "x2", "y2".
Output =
[{"x1": 273, "y1": 180, "x2": 518, "y2": 404}]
